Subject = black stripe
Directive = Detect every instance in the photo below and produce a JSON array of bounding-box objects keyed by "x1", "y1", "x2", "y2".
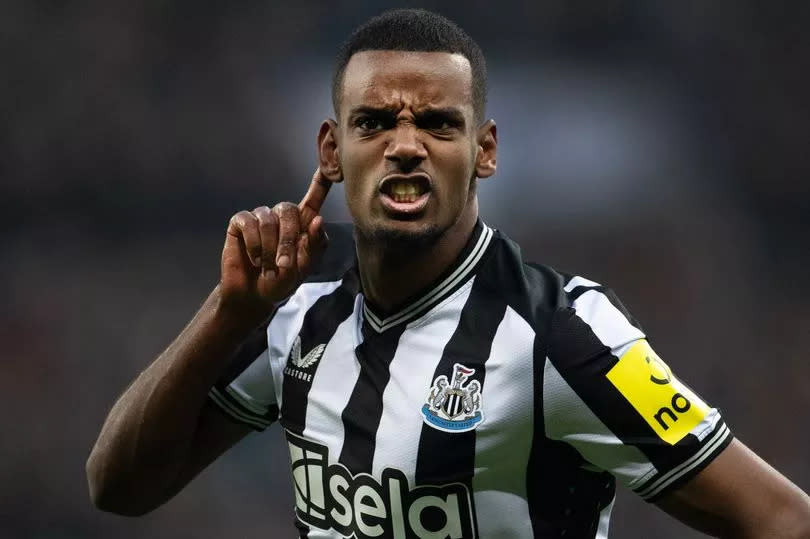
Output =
[
  {"x1": 280, "y1": 272, "x2": 358, "y2": 436},
  {"x1": 414, "y1": 278, "x2": 506, "y2": 485},
  {"x1": 337, "y1": 322, "x2": 407, "y2": 474},
  {"x1": 499, "y1": 248, "x2": 620, "y2": 536},
  {"x1": 294, "y1": 517, "x2": 309, "y2": 538},
  {"x1": 304, "y1": 222, "x2": 356, "y2": 284},
  {"x1": 527, "y1": 333, "x2": 616, "y2": 538}
]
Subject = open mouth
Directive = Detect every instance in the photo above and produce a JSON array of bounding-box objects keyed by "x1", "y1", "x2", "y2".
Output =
[
  {"x1": 378, "y1": 174, "x2": 432, "y2": 215},
  {"x1": 379, "y1": 174, "x2": 431, "y2": 202}
]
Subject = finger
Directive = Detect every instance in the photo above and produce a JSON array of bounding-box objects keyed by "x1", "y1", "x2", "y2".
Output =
[
  {"x1": 253, "y1": 206, "x2": 279, "y2": 276},
  {"x1": 307, "y1": 215, "x2": 329, "y2": 254},
  {"x1": 298, "y1": 215, "x2": 328, "y2": 274},
  {"x1": 273, "y1": 202, "x2": 301, "y2": 271},
  {"x1": 228, "y1": 210, "x2": 262, "y2": 267},
  {"x1": 296, "y1": 232, "x2": 311, "y2": 274},
  {"x1": 298, "y1": 168, "x2": 332, "y2": 228}
]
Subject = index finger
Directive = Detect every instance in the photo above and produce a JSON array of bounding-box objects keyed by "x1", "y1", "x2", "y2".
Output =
[{"x1": 298, "y1": 168, "x2": 332, "y2": 228}]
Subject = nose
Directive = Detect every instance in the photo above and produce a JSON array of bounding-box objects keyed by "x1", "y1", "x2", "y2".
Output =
[{"x1": 384, "y1": 124, "x2": 427, "y2": 170}]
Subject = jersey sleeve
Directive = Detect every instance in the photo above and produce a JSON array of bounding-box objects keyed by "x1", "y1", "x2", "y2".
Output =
[
  {"x1": 208, "y1": 321, "x2": 279, "y2": 431},
  {"x1": 542, "y1": 283, "x2": 733, "y2": 502}
]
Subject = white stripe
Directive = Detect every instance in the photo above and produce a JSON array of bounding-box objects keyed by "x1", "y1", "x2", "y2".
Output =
[
  {"x1": 299, "y1": 526, "x2": 331, "y2": 539},
  {"x1": 372, "y1": 283, "x2": 472, "y2": 477},
  {"x1": 302, "y1": 294, "x2": 364, "y2": 461},
  {"x1": 571, "y1": 289, "x2": 645, "y2": 351},
  {"x1": 363, "y1": 302, "x2": 383, "y2": 327},
  {"x1": 638, "y1": 423, "x2": 730, "y2": 499},
  {"x1": 543, "y1": 358, "x2": 658, "y2": 487},
  {"x1": 266, "y1": 279, "x2": 344, "y2": 409},
  {"x1": 473, "y1": 490, "x2": 534, "y2": 539},
  {"x1": 365, "y1": 224, "x2": 493, "y2": 332},
  {"x1": 210, "y1": 387, "x2": 267, "y2": 423},
  {"x1": 564, "y1": 275, "x2": 601, "y2": 292},
  {"x1": 692, "y1": 407, "x2": 722, "y2": 442},
  {"x1": 209, "y1": 389, "x2": 254, "y2": 424},
  {"x1": 209, "y1": 388, "x2": 271, "y2": 429},
  {"x1": 365, "y1": 312, "x2": 382, "y2": 332},
  {"x1": 362, "y1": 302, "x2": 381, "y2": 332},
  {"x1": 224, "y1": 386, "x2": 267, "y2": 416},
  {"x1": 595, "y1": 496, "x2": 615, "y2": 539},
  {"x1": 473, "y1": 306, "x2": 535, "y2": 537}
]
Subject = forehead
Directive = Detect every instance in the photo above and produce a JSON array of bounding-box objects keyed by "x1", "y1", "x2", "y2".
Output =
[{"x1": 339, "y1": 50, "x2": 473, "y2": 113}]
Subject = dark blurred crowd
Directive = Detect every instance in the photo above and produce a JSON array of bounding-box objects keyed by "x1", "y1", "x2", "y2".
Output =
[{"x1": 3, "y1": 1, "x2": 809, "y2": 537}]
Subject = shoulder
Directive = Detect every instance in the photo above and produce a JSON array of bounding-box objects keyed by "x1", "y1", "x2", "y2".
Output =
[
  {"x1": 473, "y1": 227, "x2": 574, "y2": 321},
  {"x1": 478, "y1": 226, "x2": 642, "y2": 341}
]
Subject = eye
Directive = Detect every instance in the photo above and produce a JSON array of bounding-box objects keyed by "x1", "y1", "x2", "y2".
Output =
[
  {"x1": 360, "y1": 118, "x2": 381, "y2": 130},
  {"x1": 431, "y1": 120, "x2": 451, "y2": 130},
  {"x1": 355, "y1": 116, "x2": 388, "y2": 133},
  {"x1": 420, "y1": 114, "x2": 458, "y2": 132}
]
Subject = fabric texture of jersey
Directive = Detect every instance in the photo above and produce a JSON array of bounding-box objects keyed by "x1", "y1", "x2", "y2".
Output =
[{"x1": 208, "y1": 220, "x2": 733, "y2": 539}]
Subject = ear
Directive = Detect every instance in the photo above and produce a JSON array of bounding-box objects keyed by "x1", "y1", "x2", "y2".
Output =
[
  {"x1": 475, "y1": 119, "x2": 497, "y2": 179},
  {"x1": 317, "y1": 119, "x2": 343, "y2": 182}
]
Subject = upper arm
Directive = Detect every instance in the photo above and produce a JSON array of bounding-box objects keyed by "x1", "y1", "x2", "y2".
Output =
[
  {"x1": 656, "y1": 438, "x2": 810, "y2": 538},
  {"x1": 547, "y1": 280, "x2": 810, "y2": 537},
  {"x1": 544, "y1": 286, "x2": 731, "y2": 501}
]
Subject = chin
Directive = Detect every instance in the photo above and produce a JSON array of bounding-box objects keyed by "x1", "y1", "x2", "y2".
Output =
[{"x1": 356, "y1": 219, "x2": 444, "y2": 251}]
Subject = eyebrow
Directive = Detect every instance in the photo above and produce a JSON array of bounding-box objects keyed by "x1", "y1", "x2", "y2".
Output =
[
  {"x1": 347, "y1": 105, "x2": 397, "y2": 119},
  {"x1": 347, "y1": 105, "x2": 466, "y2": 124},
  {"x1": 418, "y1": 107, "x2": 466, "y2": 125}
]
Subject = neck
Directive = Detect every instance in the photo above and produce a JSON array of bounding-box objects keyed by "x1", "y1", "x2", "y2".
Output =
[{"x1": 355, "y1": 204, "x2": 478, "y2": 314}]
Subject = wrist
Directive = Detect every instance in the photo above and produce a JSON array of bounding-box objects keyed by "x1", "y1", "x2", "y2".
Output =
[{"x1": 209, "y1": 285, "x2": 270, "y2": 340}]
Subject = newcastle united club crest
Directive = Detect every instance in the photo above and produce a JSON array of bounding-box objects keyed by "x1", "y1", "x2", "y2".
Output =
[{"x1": 421, "y1": 363, "x2": 484, "y2": 432}]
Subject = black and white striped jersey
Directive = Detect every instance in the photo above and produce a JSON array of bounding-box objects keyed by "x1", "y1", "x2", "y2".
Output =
[{"x1": 209, "y1": 219, "x2": 732, "y2": 539}]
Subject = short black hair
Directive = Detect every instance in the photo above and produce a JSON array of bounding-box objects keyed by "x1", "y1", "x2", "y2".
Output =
[{"x1": 332, "y1": 9, "x2": 487, "y2": 123}]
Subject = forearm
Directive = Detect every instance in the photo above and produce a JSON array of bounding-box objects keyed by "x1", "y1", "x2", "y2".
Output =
[{"x1": 86, "y1": 285, "x2": 259, "y2": 514}]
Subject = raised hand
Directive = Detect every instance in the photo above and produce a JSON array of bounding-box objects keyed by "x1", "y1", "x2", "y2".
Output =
[{"x1": 219, "y1": 169, "x2": 332, "y2": 320}]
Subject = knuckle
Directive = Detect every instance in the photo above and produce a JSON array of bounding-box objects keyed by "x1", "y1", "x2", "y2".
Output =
[
  {"x1": 274, "y1": 201, "x2": 300, "y2": 218},
  {"x1": 252, "y1": 205, "x2": 272, "y2": 218},
  {"x1": 257, "y1": 211, "x2": 278, "y2": 229},
  {"x1": 230, "y1": 210, "x2": 255, "y2": 227}
]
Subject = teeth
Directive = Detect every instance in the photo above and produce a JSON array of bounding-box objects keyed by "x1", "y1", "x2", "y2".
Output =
[
  {"x1": 391, "y1": 182, "x2": 419, "y2": 196},
  {"x1": 386, "y1": 180, "x2": 428, "y2": 204},
  {"x1": 393, "y1": 192, "x2": 417, "y2": 203}
]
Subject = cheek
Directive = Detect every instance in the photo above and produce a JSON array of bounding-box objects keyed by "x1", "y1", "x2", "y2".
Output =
[
  {"x1": 432, "y1": 142, "x2": 476, "y2": 191},
  {"x1": 339, "y1": 142, "x2": 384, "y2": 215},
  {"x1": 341, "y1": 143, "x2": 381, "y2": 189}
]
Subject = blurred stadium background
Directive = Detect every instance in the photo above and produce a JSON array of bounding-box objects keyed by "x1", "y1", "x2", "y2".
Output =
[{"x1": 3, "y1": 1, "x2": 809, "y2": 537}]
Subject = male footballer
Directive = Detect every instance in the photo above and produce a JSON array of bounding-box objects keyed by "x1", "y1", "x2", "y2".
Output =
[{"x1": 88, "y1": 9, "x2": 810, "y2": 538}]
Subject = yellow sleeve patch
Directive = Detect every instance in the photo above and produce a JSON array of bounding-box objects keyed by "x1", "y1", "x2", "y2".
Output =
[{"x1": 606, "y1": 340, "x2": 709, "y2": 445}]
